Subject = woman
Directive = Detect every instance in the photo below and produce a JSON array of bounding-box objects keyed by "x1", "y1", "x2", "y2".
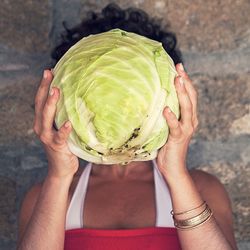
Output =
[{"x1": 17, "y1": 4, "x2": 237, "y2": 250}]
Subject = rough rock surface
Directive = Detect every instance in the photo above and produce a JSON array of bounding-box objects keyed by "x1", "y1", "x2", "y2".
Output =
[
  {"x1": 0, "y1": 1, "x2": 249, "y2": 249},
  {"x1": 198, "y1": 162, "x2": 250, "y2": 245},
  {"x1": 78, "y1": 0, "x2": 250, "y2": 52},
  {"x1": 0, "y1": 0, "x2": 52, "y2": 52}
]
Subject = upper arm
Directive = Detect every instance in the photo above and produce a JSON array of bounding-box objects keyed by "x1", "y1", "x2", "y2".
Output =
[
  {"x1": 190, "y1": 169, "x2": 238, "y2": 250},
  {"x1": 17, "y1": 182, "x2": 43, "y2": 245}
]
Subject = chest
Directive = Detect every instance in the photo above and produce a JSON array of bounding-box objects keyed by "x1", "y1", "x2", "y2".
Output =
[{"x1": 82, "y1": 179, "x2": 156, "y2": 229}]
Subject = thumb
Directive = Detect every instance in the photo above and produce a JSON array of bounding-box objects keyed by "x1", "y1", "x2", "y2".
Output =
[
  {"x1": 53, "y1": 121, "x2": 72, "y2": 145},
  {"x1": 163, "y1": 107, "x2": 182, "y2": 138}
]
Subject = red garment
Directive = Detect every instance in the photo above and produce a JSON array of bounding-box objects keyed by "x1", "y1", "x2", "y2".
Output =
[{"x1": 64, "y1": 227, "x2": 181, "y2": 250}]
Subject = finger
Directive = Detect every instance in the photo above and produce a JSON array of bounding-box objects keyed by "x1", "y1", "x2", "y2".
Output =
[
  {"x1": 42, "y1": 87, "x2": 60, "y2": 132},
  {"x1": 53, "y1": 121, "x2": 72, "y2": 145},
  {"x1": 176, "y1": 63, "x2": 198, "y2": 125},
  {"x1": 34, "y1": 70, "x2": 53, "y2": 132},
  {"x1": 163, "y1": 107, "x2": 182, "y2": 138},
  {"x1": 175, "y1": 76, "x2": 193, "y2": 128},
  {"x1": 35, "y1": 70, "x2": 54, "y2": 115}
]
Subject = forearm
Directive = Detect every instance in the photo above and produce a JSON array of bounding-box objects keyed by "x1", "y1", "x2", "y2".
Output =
[
  {"x1": 18, "y1": 175, "x2": 72, "y2": 250},
  {"x1": 165, "y1": 169, "x2": 234, "y2": 250}
]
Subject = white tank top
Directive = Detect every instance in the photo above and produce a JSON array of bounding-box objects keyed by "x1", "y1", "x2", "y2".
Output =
[{"x1": 65, "y1": 160, "x2": 175, "y2": 230}]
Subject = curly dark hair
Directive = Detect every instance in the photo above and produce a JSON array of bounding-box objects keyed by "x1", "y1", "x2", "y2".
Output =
[{"x1": 51, "y1": 3, "x2": 182, "y2": 65}]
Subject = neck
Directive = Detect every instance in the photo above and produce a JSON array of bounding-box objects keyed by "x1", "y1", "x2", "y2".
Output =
[{"x1": 91, "y1": 160, "x2": 154, "y2": 180}]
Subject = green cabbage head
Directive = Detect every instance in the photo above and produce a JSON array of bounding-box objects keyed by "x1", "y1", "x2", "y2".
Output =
[{"x1": 51, "y1": 29, "x2": 179, "y2": 164}]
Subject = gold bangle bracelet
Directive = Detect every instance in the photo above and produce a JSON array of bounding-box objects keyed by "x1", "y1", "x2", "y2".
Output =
[
  {"x1": 173, "y1": 205, "x2": 213, "y2": 230},
  {"x1": 171, "y1": 201, "x2": 206, "y2": 216},
  {"x1": 175, "y1": 212, "x2": 213, "y2": 230},
  {"x1": 174, "y1": 205, "x2": 211, "y2": 226}
]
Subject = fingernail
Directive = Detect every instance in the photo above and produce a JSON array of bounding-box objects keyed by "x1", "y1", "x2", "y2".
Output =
[
  {"x1": 179, "y1": 63, "x2": 185, "y2": 72},
  {"x1": 64, "y1": 121, "x2": 71, "y2": 128},
  {"x1": 49, "y1": 88, "x2": 54, "y2": 96},
  {"x1": 179, "y1": 77, "x2": 184, "y2": 86},
  {"x1": 167, "y1": 107, "x2": 172, "y2": 113},
  {"x1": 43, "y1": 70, "x2": 48, "y2": 79}
]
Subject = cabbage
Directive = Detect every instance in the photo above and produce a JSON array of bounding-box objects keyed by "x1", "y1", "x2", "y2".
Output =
[{"x1": 51, "y1": 29, "x2": 179, "y2": 164}]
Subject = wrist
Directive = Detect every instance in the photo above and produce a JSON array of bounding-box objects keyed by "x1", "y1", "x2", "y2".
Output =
[
  {"x1": 161, "y1": 166, "x2": 191, "y2": 186},
  {"x1": 162, "y1": 168, "x2": 204, "y2": 205},
  {"x1": 159, "y1": 161, "x2": 189, "y2": 179},
  {"x1": 46, "y1": 171, "x2": 74, "y2": 187},
  {"x1": 47, "y1": 160, "x2": 78, "y2": 181}
]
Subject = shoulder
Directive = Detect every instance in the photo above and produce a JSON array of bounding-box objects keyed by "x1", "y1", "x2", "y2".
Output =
[
  {"x1": 17, "y1": 182, "x2": 43, "y2": 244},
  {"x1": 189, "y1": 169, "x2": 231, "y2": 205},
  {"x1": 189, "y1": 169, "x2": 237, "y2": 249},
  {"x1": 189, "y1": 169, "x2": 223, "y2": 192},
  {"x1": 18, "y1": 167, "x2": 84, "y2": 220},
  {"x1": 17, "y1": 167, "x2": 84, "y2": 243},
  {"x1": 189, "y1": 168, "x2": 232, "y2": 215},
  {"x1": 19, "y1": 182, "x2": 43, "y2": 220}
]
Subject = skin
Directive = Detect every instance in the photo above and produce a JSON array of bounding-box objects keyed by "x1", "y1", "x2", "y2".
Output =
[{"x1": 17, "y1": 64, "x2": 237, "y2": 250}]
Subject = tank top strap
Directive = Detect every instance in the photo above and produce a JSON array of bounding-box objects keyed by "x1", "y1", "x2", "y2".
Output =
[
  {"x1": 65, "y1": 160, "x2": 175, "y2": 230},
  {"x1": 152, "y1": 160, "x2": 175, "y2": 227},
  {"x1": 65, "y1": 163, "x2": 92, "y2": 230}
]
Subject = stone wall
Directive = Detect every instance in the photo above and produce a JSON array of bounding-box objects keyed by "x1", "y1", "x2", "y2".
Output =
[{"x1": 0, "y1": 0, "x2": 249, "y2": 249}]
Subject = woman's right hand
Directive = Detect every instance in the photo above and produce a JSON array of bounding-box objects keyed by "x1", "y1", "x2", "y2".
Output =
[{"x1": 33, "y1": 70, "x2": 79, "y2": 179}]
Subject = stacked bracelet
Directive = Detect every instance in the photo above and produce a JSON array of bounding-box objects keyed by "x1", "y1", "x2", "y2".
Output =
[
  {"x1": 170, "y1": 201, "x2": 206, "y2": 216},
  {"x1": 172, "y1": 203, "x2": 213, "y2": 230}
]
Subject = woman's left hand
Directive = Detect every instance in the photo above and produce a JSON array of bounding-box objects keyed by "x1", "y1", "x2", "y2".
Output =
[{"x1": 156, "y1": 63, "x2": 199, "y2": 178}]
